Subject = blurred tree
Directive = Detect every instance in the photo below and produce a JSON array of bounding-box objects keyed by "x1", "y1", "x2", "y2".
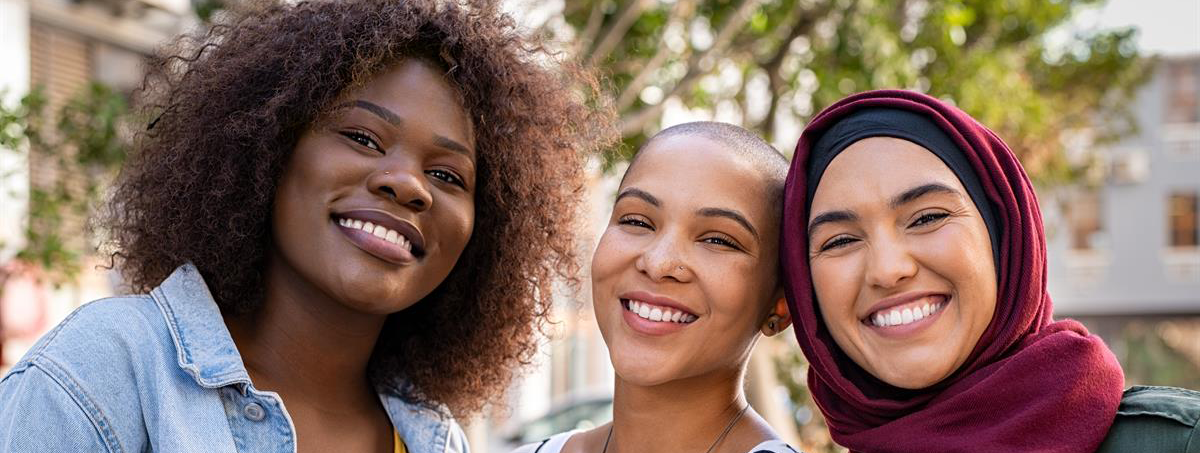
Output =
[
  {"x1": 0, "y1": 83, "x2": 130, "y2": 286},
  {"x1": 538, "y1": 0, "x2": 1149, "y2": 184}
]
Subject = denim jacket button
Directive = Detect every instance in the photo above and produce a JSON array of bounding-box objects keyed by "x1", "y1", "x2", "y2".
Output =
[{"x1": 242, "y1": 402, "x2": 266, "y2": 421}]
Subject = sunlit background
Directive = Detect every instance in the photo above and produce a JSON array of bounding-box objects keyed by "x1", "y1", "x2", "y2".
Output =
[{"x1": 0, "y1": 0, "x2": 1196, "y2": 452}]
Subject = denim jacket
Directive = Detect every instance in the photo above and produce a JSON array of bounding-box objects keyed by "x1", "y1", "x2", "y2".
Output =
[{"x1": 0, "y1": 264, "x2": 469, "y2": 453}]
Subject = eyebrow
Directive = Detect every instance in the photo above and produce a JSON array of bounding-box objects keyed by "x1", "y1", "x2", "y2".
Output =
[
  {"x1": 615, "y1": 188, "x2": 660, "y2": 206},
  {"x1": 889, "y1": 183, "x2": 960, "y2": 209},
  {"x1": 337, "y1": 100, "x2": 473, "y2": 158},
  {"x1": 698, "y1": 207, "x2": 759, "y2": 240},
  {"x1": 339, "y1": 100, "x2": 402, "y2": 126},
  {"x1": 807, "y1": 183, "x2": 960, "y2": 235},
  {"x1": 807, "y1": 210, "x2": 859, "y2": 236},
  {"x1": 433, "y1": 135, "x2": 473, "y2": 157}
]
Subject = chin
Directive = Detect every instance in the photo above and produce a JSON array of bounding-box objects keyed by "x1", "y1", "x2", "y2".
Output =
[
  {"x1": 871, "y1": 360, "x2": 955, "y2": 389},
  {"x1": 611, "y1": 353, "x2": 679, "y2": 387}
]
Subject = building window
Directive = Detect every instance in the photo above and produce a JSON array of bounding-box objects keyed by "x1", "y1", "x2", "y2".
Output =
[
  {"x1": 1068, "y1": 190, "x2": 1104, "y2": 250},
  {"x1": 1165, "y1": 61, "x2": 1199, "y2": 124},
  {"x1": 1168, "y1": 192, "x2": 1199, "y2": 248},
  {"x1": 1164, "y1": 124, "x2": 1200, "y2": 159}
]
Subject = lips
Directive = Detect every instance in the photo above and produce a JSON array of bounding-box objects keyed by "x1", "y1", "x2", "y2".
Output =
[
  {"x1": 617, "y1": 291, "x2": 700, "y2": 336},
  {"x1": 332, "y1": 210, "x2": 425, "y2": 256},
  {"x1": 860, "y1": 292, "x2": 949, "y2": 332},
  {"x1": 332, "y1": 209, "x2": 426, "y2": 265}
]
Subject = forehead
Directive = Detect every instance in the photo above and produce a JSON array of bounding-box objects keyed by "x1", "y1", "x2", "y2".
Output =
[
  {"x1": 811, "y1": 136, "x2": 965, "y2": 211},
  {"x1": 348, "y1": 60, "x2": 474, "y2": 143},
  {"x1": 623, "y1": 135, "x2": 774, "y2": 222}
]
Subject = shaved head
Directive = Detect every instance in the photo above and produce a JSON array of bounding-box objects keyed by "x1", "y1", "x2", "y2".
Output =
[{"x1": 624, "y1": 121, "x2": 790, "y2": 216}]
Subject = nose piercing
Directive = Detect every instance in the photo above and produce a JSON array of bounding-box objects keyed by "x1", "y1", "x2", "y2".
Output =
[
  {"x1": 384, "y1": 171, "x2": 390, "y2": 175},
  {"x1": 677, "y1": 266, "x2": 684, "y2": 271}
]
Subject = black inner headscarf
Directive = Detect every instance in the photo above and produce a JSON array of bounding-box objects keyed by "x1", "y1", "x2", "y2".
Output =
[{"x1": 804, "y1": 107, "x2": 1002, "y2": 266}]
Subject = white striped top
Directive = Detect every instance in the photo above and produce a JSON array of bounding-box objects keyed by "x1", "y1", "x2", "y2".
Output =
[{"x1": 511, "y1": 430, "x2": 800, "y2": 453}]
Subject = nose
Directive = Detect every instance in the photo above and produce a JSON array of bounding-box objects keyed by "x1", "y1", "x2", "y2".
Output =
[
  {"x1": 634, "y1": 232, "x2": 692, "y2": 283},
  {"x1": 367, "y1": 157, "x2": 434, "y2": 212},
  {"x1": 864, "y1": 235, "x2": 918, "y2": 289}
]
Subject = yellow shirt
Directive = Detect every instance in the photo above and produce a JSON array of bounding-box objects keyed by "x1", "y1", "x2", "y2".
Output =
[{"x1": 394, "y1": 428, "x2": 407, "y2": 453}]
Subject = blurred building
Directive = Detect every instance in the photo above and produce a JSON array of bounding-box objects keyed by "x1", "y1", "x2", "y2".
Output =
[
  {"x1": 0, "y1": 0, "x2": 192, "y2": 369},
  {"x1": 1045, "y1": 55, "x2": 1200, "y2": 386}
]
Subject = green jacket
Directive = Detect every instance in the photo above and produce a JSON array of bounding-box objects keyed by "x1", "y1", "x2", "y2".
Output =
[{"x1": 1096, "y1": 386, "x2": 1200, "y2": 453}]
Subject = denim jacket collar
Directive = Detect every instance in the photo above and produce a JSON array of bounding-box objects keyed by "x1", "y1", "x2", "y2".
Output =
[
  {"x1": 148, "y1": 263, "x2": 465, "y2": 453},
  {"x1": 151, "y1": 263, "x2": 252, "y2": 390}
]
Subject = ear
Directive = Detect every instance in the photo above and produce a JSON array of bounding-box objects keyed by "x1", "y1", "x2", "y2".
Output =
[{"x1": 760, "y1": 291, "x2": 792, "y2": 336}]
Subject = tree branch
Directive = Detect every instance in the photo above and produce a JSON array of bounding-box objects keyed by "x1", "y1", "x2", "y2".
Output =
[
  {"x1": 587, "y1": 0, "x2": 654, "y2": 66},
  {"x1": 758, "y1": 0, "x2": 836, "y2": 139},
  {"x1": 574, "y1": 0, "x2": 607, "y2": 56},
  {"x1": 619, "y1": 0, "x2": 764, "y2": 136},
  {"x1": 615, "y1": 0, "x2": 696, "y2": 110}
]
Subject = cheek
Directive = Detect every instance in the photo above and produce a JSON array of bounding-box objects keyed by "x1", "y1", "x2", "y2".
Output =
[
  {"x1": 441, "y1": 198, "x2": 475, "y2": 253},
  {"x1": 917, "y1": 225, "x2": 998, "y2": 330},
  {"x1": 590, "y1": 228, "x2": 637, "y2": 286},
  {"x1": 811, "y1": 257, "x2": 861, "y2": 322},
  {"x1": 705, "y1": 255, "x2": 767, "y2": 319}
]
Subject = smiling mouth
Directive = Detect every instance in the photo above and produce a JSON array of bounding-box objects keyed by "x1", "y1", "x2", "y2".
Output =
[
  {"x1": 621, "y1": 298, "x2": 698, "y2": 324},
  {"x1": 863, "y1": 295, "x2": 948, "y2": 328},
  {"x1": 334, "y1": 215, "x2": 425, "y2": 258}
]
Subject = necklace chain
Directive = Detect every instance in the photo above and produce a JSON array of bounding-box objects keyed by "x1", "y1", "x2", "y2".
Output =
[{"x1": 601, "y1": 403, "x2": 749, "y2": 453}]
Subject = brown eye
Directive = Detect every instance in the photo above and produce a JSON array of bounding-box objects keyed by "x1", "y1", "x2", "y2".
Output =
[
  {"x1": 909, "y1": 212, "x2": 949, "y2": 228},
  {"x1": 617, "y1": 216, "x2": 652, "y2": 229},
  {"x1": 821, "y1": 236, "x2": 858, "y2": 251},
  {"x1": 700, "y1": 235, "x2": 741, "y2": 250},
  {"x1": 340, "y1": 130, "x2": 381, "y2": 152},
  {"x1": 426, "y1": 169, "x2": 465, "y2": 188}
]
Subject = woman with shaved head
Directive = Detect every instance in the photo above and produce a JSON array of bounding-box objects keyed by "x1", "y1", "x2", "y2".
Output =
[{"x1": 516, "y1": 122, "x2": 799, "y2": 453}]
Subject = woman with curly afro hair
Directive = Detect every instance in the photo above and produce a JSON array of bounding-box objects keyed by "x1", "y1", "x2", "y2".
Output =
[{"x1": 0, "y1": 1, "x2": 615, "y2": 452}]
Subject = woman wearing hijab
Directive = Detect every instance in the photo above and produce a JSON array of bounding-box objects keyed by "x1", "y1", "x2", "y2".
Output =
[{"x1": 781, "y1": 89, "x2": 1200, "y2": 453}]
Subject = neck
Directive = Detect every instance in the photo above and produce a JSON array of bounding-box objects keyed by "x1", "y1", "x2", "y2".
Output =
[
  {"x1": 225, "y1": 258, "x2": 387, "y2": 411},
  {"x1": 607, "y1": 367, "x2": 748, "y2": 453}
]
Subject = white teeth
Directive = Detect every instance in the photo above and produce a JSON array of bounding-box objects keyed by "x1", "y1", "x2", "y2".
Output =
[
  {"x1": 870, "y1": 301, "x2": 946, "y2": 328},
  {"x1": 625, "y1": 299, "x2": 695, "y2": 324},
  {"x1": 638, "y1": 303, "x2": 652, "y2": 318},
  {"x1": 338, "y1": 217, "x2": 413, "y2": 249}
]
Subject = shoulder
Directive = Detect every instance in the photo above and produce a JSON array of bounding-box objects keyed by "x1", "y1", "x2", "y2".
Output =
[
  {"x1": 510, "y1": 430, "x2": 581, "y2": 453},
  {"x1": 5, "y1": 295, "x2": 167, "y2": 377},
  {"x1": 745, "y1": 439, "x2": 802, "y2": 453},
  {"x1": 1096, "y1": 385, "x2": 1200, "y2": 453},
  {"x1": 0, "y1": 295, "x2": 167, "y2": 453}
]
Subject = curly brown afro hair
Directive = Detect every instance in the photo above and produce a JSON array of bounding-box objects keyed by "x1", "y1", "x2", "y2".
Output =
[{"x1": 103, "y1": 0, "x2": 616, "y2": 417}]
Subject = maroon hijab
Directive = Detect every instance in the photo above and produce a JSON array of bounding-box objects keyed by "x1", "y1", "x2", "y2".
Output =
[{"x1": 781, "y1": 90, "x2": 1124, "y2": 453}]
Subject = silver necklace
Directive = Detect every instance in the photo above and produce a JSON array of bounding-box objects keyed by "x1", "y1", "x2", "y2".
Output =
[{"x1": 601, "y1": 403, "x2": 749, "y2": 453}]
